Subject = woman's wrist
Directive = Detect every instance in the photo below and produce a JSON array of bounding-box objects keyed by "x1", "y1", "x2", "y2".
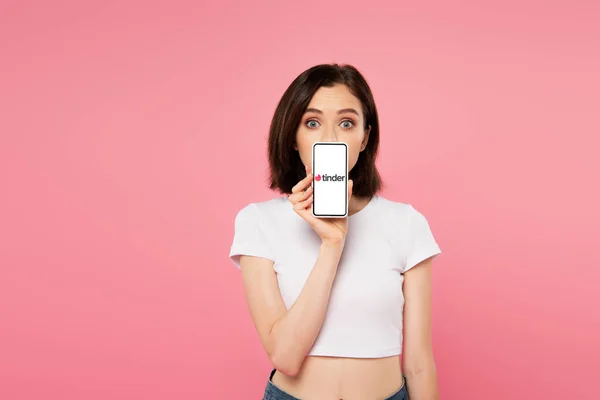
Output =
[{"x1": 320, "y1": 239, "x2": 345, "y2": 254}]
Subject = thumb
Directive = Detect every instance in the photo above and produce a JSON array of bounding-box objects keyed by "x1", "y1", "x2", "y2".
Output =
[{"x1": 348, "y1": 179, "x2": 354, "y2": 200}]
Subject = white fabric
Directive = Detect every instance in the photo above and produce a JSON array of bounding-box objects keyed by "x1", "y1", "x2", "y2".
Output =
[{"x1": 229, "y1": 195, "x2": 442, "y2": 358}]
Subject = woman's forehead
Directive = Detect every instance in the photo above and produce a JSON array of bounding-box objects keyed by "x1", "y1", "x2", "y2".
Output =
[{"x1": 306, "y1": 86, "x2": 362, "y2": 114}]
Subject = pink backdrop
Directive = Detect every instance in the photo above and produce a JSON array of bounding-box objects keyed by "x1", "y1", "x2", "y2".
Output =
[{"x1": 1, "y1": 1, "x2": 599, "y2": 399}]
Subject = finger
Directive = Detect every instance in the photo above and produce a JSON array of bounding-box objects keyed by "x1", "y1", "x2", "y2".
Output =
[
  {"x1": 293, "y1": 193, "x2": 313, "y2": 212},
  {"x1": 289, "y1": 185, "x2": 313, "y2": 203},
  {"x1": 289, "y1": 179, "x2": 313, "y2": 202},
  {"x1": 291, "y1": 172, "x2": 313, "y2": 194},
  {"x1": 348, "y1": 179, "x2": 354, "y2": 199}
]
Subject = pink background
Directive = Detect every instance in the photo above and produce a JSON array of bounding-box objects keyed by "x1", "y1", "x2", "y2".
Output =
[{"x1": 1, "y1": 1, "x2": 599, "y2": 399}]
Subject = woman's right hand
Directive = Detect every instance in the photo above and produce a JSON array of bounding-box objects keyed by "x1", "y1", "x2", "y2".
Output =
[{"x1": 288, "y1": 165, "x2": 353, "y2": 246}]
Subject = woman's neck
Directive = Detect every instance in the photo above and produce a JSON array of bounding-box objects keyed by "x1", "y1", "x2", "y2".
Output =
[{"x1": 348, "y1": 195, "x2": 372, "y2": 217}]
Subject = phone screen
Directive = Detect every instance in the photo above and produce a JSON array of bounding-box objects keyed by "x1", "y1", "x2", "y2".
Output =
[{"x1": 312, "y1": 142, "x2": 348, "y2": 218}]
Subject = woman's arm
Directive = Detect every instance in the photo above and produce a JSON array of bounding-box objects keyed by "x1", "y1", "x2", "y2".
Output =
[
  {"x1": 402, "y1": 257, "x2": 439, "y2": 400},
  {"x1": 239, "y1": 241, "x2": 344, "y2": 377}
]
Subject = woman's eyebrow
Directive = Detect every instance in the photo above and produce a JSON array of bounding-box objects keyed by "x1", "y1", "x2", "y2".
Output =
[{"x1": 304, "y1": 108, "x2": 359, "y2": 116}]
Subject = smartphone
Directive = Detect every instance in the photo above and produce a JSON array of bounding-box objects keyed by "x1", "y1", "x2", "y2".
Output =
[{"x1": 311, "y1": 142, "x2": 348, "y2": 218}]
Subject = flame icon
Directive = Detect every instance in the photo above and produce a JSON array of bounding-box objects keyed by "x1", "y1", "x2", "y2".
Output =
[{"x1": 315, "y1": 174, "x2": 321, "y2": 181}]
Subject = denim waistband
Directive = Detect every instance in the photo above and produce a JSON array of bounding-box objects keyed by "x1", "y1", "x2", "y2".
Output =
[{"x1": 263, "y1": 369, "x2": 408, "y2": 400}]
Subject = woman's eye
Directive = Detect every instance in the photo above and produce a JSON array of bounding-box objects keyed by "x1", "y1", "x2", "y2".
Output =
[
  {"x1": 306, "y1": 120, "x2": 320, "y2": 128},
  {"x1": 305, "y1": 119, "x2": 355, "y2": 129}
]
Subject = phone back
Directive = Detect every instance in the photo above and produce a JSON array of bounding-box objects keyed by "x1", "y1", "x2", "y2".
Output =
[{"x1": 312, "y1": 142, "x2": 348, "y2": 218}]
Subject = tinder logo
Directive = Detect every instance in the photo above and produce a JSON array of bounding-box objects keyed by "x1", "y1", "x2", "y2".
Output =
[{"x1": 315, "y1": 173, "x2": 345, "y2": 182}]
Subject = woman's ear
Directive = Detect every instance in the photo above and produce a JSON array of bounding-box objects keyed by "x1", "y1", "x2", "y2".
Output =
[{"x1": 361, "y1": 125, "x2": 371, "y2": 151}]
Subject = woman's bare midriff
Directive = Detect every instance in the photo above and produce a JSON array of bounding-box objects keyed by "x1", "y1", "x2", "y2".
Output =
[{"x1": 271, "y1": 355, "x2": 404, "y2": 399}]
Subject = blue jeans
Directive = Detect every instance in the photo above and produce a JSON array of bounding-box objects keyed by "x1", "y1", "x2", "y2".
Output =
[{"x1": 263, "y1": 369, "x2": 409, "y2": 400}]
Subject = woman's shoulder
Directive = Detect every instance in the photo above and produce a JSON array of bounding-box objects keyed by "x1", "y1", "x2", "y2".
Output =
[
  {"x1": 373, "y1": 195, "x2": 421, "y2": 219},
  {"x1": 233, "y1": 195, "x2": 290, "y2": 222},
  {"x1": 373, "y1": 195, "x2": 438, "y2": 236},
  {"x1": 236, "y1": 195, "x2": 288, "y2": 211},
  {"x1": 374, "y1": 196, "x2": 441, "y2": 258}
]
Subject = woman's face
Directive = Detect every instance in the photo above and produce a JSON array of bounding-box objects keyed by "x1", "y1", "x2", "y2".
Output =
[{"x1": 295, "y1": 84, "x2": 370, "y2": 174}]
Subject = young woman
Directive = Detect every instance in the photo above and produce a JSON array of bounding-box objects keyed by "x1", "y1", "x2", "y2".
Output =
[{"x1": 229, "y1": 63, "x2": 442, "y2": 400}]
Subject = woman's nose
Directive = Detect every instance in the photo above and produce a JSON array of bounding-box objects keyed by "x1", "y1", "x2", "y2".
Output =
[{"x1": 321, "y1": 126, "x2": 338, "y2": 142}]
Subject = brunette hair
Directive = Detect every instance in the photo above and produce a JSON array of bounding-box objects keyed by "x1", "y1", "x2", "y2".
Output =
[{"x1": 267, "y1": 63, "x2": 383, "y2": 197}]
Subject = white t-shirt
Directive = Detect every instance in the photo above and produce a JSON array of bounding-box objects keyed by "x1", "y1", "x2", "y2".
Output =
[{"x1": 229, "y1": 194, "x2": 441, "y2": 358}]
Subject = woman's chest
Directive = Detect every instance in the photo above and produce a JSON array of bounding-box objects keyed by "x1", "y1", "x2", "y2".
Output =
[{"x1": 272, "y1": 223, "x2": 404, "y2": 309}]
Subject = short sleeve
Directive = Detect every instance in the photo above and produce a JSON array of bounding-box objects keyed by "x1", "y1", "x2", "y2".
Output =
[
  {"x1": 228, "y1": 203, "x2": 275, "y2": 269},
  {"x1": 403, "y1": 205, "x2": 442, "y2": 273}
]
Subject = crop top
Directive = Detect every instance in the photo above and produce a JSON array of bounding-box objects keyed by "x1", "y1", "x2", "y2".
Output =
[{"x1": 228, "y1": 194, "x2": 442, "y2": 358}]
